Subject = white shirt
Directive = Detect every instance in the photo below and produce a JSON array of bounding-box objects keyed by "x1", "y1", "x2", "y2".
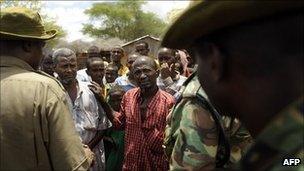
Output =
[
  {"x1": 76, "y1": 68, "x2": 92, "y2": 82},
  {"x1": 68, "y1": 81, "x2": 112, "y2": 171}
]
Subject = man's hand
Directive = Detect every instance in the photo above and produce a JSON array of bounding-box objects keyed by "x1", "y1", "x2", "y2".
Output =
[
  {"x1": 83, "y1": 144, "x2": 95, "y2": 166},
  {"x1": 88, "y1": 81, "x2": 105, "y2": 101},
  {"x1": 160, "y1": 63, "x2": 171, "y2": 79}
]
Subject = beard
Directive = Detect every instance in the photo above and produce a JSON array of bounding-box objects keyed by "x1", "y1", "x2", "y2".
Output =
[{"x1": 60, "y1": 77, "x2": 75, "y2": 86}]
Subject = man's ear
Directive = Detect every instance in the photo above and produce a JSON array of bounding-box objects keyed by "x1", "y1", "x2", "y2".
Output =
[
  {"x1": 21, "y1": 41, "x2": 33, "y2": 53},
  {"x1": 209, "y1": 43, "x2": 225, "y2": 82}
]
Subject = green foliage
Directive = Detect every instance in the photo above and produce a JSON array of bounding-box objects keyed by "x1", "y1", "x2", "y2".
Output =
[
  {"x1": 0, "y1": 0, "x2": 41, "y2": 11},
  {"x1": 0, "y1": 0, "x2": 66, "y2": 48},
  {"x1": 82, "y1": 0, "x2": 167, "y2": 41}
]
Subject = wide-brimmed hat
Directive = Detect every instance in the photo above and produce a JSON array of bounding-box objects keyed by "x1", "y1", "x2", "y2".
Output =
[
  {"x1": 162, "y1": 1, "x2": 304, "y2": 49},
  {"x1": 0, "y1": 7, "x2": 57, "y2": 41}
]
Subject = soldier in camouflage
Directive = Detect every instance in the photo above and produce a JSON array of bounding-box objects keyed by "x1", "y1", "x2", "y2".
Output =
[
  {"x1": 162, "y1": 1, "x2": 303, "y2": 171},
  {"x1": 164, "y1": 73, "x2": 252, "y2": 170}
]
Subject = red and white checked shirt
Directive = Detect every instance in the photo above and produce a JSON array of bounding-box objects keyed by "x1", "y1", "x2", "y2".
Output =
[{"x1": 112, "y1": 88, "x2": 175, "y2": 171}]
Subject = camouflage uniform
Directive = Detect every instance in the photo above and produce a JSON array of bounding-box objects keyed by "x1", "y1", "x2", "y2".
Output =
[
  {"x1": 241, "y1": 98, "x2": 303, "y2": 171},
  {"x1": 164, "y1": 73, "x2": 252, "y2": 170}
]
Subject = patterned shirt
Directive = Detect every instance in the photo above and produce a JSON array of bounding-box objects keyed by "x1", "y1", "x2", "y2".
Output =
[
  {"x1": 112, "y1": 88, "x2": 175, "y2": 171},
  {"x1": 241, "y1": 97, "x2": 303, "y2": 171},
  {"x1": 165, "y1": 74, "x2": 252, "y2": 170},
  {"x1": 157, "y1": 73, "x2": 187, "y2": 100},
  {"x1": 68, "y1": 81, "x2": 112, "y2": 171}
]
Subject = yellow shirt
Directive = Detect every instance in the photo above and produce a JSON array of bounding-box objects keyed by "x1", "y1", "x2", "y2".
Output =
[
  {"x1": 0, "y1": 56, "x2": 91, "y2": 170},
  {"x1": 118, "y1": 65, "x2": 129, "y2": 76}
]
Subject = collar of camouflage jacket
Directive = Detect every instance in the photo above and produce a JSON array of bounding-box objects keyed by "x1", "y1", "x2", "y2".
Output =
[
  {"x1": 182, "y1": 75, "x2": 208, "y2": 100},
  {"x1": 0, "y1": 55, "x2": 34, "y2": 71}
]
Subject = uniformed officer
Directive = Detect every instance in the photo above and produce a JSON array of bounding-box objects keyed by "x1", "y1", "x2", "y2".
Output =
[
  {"x1": 164, "y1": 72, "x2": 252, "y2": 170},
  {"x1": 0, "y1": 7, "x2": 94, "y2": 170},
  {"x1": 162, "y1": 1, "x2": 303, "y2": 170}
]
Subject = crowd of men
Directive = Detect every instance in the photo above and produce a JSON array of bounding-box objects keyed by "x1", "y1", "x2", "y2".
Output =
[{"x1": 1, "y1": 1, "x2": 303, "y2": 171}]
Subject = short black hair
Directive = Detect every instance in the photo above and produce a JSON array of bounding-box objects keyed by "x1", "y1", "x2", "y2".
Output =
[
  {"x1": 86, "y1": 57, "x2": 103, "y2": 70},
  {"x1": 158, "y1": 47, "x2": 178, "y2": 60},
  {"x1": 135, "y1": 41, "x2": 149, "y2": 49},
  {"x1": 133, "y1": 55, "x2": 158, "y2": 70},
  {"x1": 106, "y1": 63, "x2": 119, "y2": 71},
  {"x1": 108, "y1": 85, "x2": 125, "y2": 96}
]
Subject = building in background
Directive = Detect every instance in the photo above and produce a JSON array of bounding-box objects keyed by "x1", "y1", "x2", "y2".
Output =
[{"x1": 122, "y1": 35, "x2": 160, "y2": 59}]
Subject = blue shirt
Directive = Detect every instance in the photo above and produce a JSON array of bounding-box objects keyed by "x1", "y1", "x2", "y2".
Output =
[{"x1": 115, "y1": 75, "x2": 136, "y2": 92}]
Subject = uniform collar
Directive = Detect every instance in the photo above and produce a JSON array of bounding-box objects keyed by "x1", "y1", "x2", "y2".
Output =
[{"x1": 0, "y1": 55, "x2": 34, "y2": 71}]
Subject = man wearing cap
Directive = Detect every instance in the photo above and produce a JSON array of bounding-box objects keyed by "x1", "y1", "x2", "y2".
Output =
[
  {"x1": 162, "y1": 1, "x2": 303, "y2": 170},
  {"x1": 0, "y1": 7, "x2": 94, "y2": 170}
]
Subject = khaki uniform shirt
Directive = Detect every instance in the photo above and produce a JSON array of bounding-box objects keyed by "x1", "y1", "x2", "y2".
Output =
[{"x1": 0, "y1": 56, "x2": 91, "y2": 170}]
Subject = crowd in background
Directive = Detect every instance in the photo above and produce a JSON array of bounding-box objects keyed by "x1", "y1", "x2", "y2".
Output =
[
  {"x1": 2, "y1": 2, "x2": 303, "y2": 171},
  {"x1": 39, "y1": 41, "x2": 198, "y2": 170}
]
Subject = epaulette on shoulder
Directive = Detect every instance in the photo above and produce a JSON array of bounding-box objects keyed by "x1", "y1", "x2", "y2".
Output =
[{"x1": 182, "y1": 74, "x2": 201, "y2": 98}]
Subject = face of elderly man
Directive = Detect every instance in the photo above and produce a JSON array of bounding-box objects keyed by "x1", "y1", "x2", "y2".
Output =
[
  {"x1": 54, "y1": 51, "x2": 78, "y2": 85},
  {"x1": 132, "y1": 56, "x2": 159, "y2": 91}
]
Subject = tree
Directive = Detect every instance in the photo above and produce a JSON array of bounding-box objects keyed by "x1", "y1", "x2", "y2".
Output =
[
  {"x1": 0, "y1": 0, "x2": 41, "y2": 11},
  {"x1": 82, "y1": 0, "x2": 167, "y2": 41},
  {"x1": 0, "y1": 0, "x2": 67, "y2": 48}
]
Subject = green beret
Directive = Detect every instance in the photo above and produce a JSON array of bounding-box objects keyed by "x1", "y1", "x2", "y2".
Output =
[
  {"x1": 0, "y1": 7, "x2": 57, "y2": 41},
  {"x1": 162, "y1": 1, "x2": 304, "y2": 49}
]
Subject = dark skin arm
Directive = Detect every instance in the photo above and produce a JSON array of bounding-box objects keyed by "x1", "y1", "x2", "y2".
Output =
[
  {"x1": 88, "y1": 81, "x2": 115, "y2": 123},
  {"x1": 87, "y1": 130, "x2": 105, "y2": 150}
]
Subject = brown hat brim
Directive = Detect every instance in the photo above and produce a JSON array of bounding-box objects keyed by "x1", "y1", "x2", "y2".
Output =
[
  {"x1": 161, "y1": 1, "x2": 304, "y2": 49},
  {"x1": 0, "y1": 29, "x2": 57, "y2": 41}
]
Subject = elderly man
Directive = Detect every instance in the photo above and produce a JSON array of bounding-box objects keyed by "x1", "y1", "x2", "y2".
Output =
[
  {"x1": 162, "y1": 1, "x2": 303, "y2": 170},
  {"x1": 115, "y1": 53, "x2": 139, "y2": 92},
  {"x1": 0, "y1": 7, "x2": 93, "y2": 170},
  {"x1": 157, "y1": 47, "x2": 187, "y2": 99},
  {"x1": 135, "y1": 41, "x2": 150, "y2": 56},
  {"x1": 53, "y1": 48, "x2": 112, "y2": 171},
  {"x1": 94, "y1": 56, "x2": 175, "y2": 170},
  {"x1": 110, "y1": 46, "x2": 129, "y2": 76}
]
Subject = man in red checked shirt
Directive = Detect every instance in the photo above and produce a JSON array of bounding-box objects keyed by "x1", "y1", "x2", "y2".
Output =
[{"x1": 90, "y1": 56, "x2": 175, "y2": 171}]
